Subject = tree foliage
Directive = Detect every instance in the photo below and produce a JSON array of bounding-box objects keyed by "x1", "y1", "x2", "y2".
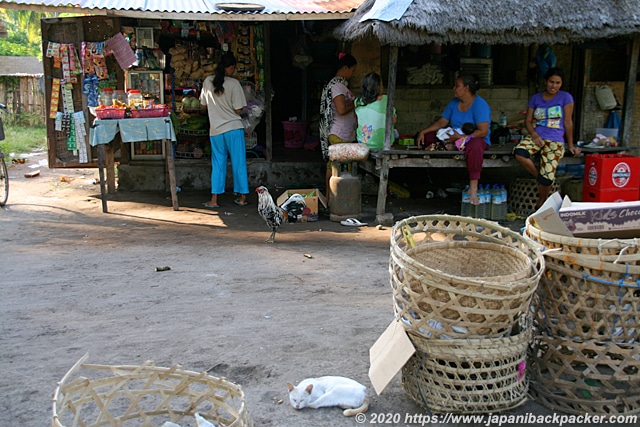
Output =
[{"x1": 0, "y1": 8, "x2": 63, "y2": 59}]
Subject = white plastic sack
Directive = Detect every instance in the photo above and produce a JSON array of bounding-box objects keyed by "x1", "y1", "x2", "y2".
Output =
[{"x1": 328, "y1": 143, "x2": 370, "y2": 162}]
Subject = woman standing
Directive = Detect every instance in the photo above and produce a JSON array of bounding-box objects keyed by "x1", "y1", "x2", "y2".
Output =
[
  {"x1": 200, "y1": 53, "x2": 248, "y2": 208},
  {"x1": 416, "y1": 74, "x2": 491, "y2": 205},
  {"x1": 355, "y1": 72, "x2": 396, "y2": 150},
  {"x1": 514, "y1": 67, "x2": 580, "y2": 209},
  {"x1": 319, "y1": 53, "x2": 357, "y2": 203}
]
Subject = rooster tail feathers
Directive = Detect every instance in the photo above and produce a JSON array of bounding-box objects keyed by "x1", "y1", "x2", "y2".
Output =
[{"x1": 280, "y1": 193, "x2": 306, "y2": 223}]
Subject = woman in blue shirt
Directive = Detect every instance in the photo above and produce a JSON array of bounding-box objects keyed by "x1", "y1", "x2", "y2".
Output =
[{"x1": 416, "y1": 74, "x2": 491, "y2": 205}]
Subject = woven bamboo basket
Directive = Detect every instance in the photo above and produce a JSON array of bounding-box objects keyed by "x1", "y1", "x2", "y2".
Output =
[
  {"x1": 390, "y1": 215, "x2": 544, "y2": 338},
  {"x1": 509, "y1": 178, "x2": 559, "y2": 217},
  {"x1": 534, "y1": 250, "x2": 640, "y2": 343},
  {"x1": 52, "y1": 354, "x2": 253, "y2": 427},
  {"x1": 401, "y1": 320, "x2": 531, "y2": 414},
  {"x1": 524, "y1": 217, "x2": 640, "y2": 257},
  {"x1": 529, "y1": 335, "x2": 640, "y2": 415}
]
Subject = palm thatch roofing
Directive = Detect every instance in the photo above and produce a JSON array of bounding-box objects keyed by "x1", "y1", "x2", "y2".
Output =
[{"x1": 335, "y1": 0, "x2": 640, "y2": 46}]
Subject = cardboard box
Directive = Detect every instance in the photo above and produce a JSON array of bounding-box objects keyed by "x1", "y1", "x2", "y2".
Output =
[
  {"x1": 276, "y1": 188, "x2": 327, "y2": 222},
  {"x1": 530, "y1": 192, "x2": 640, "y2": 239}
]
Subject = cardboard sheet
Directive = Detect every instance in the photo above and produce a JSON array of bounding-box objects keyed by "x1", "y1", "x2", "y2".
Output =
[{"x1": 369, "y1": 320, "x2": 415, "y2": 395}]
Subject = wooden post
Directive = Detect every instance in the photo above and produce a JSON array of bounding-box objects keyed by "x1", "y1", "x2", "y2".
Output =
[
  {"x1": 165, "y1": 138, "x2": 179, "y2": 211},
  {"x1": 97, "y1": 144, "x2": 108, "y2": 213},
  {"x1": 383, "y1": 46, "x2": 398, "y2": 151},
  {"x1": 374, "y1": 45, "x2": 399, "y2": 224},
  {"x1": 105, "y1": 143, "x2": 115, "y2": 194},
  {"x1": 622, "y1": 35, "x2": 640, "y2": 148}
]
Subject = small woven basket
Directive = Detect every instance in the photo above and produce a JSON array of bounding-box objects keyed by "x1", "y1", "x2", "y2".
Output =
[
  {"x1": 52, "y1": 354, "x2": 253, "y2": 427},
  {"x1": 402, "y1": 320, "x2": 531, "y2": 414},
  {"x1": 390, "y1": 215, "x2": 543, "y2": 338},
  {"x1": 535, "y1": 250, "x2": 640, "y2": 343},
  {"x1": 530, "y1": 335, "x2": 640, "y2": 415},
  {"x1": 509, "y1": 178, "x2": 559, "y2": 217}
]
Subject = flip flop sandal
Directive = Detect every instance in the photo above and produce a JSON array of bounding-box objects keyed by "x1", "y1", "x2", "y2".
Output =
[
  {"x1": 202, "y1": 202, "x2": 220, "y2": 208},
  {"x1": 234, "y1": 199, "x2": 248, "y2": 206},
  {"x1": 340, "y1": 218, "x2": 368, "y2": 227}
]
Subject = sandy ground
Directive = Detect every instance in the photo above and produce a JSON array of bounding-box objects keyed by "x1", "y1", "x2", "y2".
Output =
[{"x1": 0, "y1": 151, "x2": 565, "y2": 427}]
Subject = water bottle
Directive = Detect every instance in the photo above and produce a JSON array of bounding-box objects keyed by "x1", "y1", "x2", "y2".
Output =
[
  {"x1": 500, "y1": 185, "x2": 508, "y2": 219},
  {"x1": 491, "y1": 185, "x2": 503, "y2": 220},
  {"x1": 481, "y1": 185, "x2": 490, "y2": 219},
  {"x1": 499, "y1": 111, "x2": 507, "y2": 128},
  {"x1": 461, "y1": 186, "x2": 470, "y2": 217}
]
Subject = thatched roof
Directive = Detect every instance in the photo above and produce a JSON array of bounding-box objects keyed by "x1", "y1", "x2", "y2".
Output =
[{"x1": 335, "y1": 0, "x2": 640, "y2": 46}]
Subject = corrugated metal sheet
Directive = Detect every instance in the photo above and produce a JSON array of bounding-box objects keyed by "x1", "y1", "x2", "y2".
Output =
[
  {"x1": 0, "y1": 0, "x2": 364, "y2": 16},
  {"x1": 0, "y1": 56, "x2": 43, "y2": 76}
]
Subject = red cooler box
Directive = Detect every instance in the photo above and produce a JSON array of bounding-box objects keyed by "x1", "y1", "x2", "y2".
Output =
[{"x1": 582, "y1": 153, "x2": 640, "y2": 202}]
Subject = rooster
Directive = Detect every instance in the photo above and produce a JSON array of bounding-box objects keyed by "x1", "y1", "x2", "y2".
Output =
[{"x1": 256, "y1": 186, "x2": 306, "y2": 243}]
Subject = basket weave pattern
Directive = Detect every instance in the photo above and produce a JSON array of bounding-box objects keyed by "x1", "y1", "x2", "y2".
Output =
[
  {"x1": 402, "y1": 325, "x2": 531, "y2": 414},
  {"x1": 509, "y1": 178, "x2": 559, "y2": 217},
  {"x1": 390, "y1": 215, "x2": 543, "y2": 339},
  {"x1": 529, "y1": 335, "x2": 640, "y2": 415},
  {"x1": 52, "y1": 354, "x2": 253, "y2": 427},
  {"x1": 525, "y1": 219, "x2": 640, "y2": 415}
]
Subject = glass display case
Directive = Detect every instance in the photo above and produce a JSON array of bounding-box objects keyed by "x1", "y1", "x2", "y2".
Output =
[{"x1": 126, "y1": 71, "x2": 164, "y2": 105}]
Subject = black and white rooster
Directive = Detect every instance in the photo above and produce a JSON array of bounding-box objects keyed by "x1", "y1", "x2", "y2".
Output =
[{"x1": 256, "y1": 186, "x2": 306, "y2": 243}]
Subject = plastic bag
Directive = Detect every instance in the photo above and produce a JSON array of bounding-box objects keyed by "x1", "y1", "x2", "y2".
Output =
[{"x1": 240, "y1": 81, "x2": 265, "y2": 136}]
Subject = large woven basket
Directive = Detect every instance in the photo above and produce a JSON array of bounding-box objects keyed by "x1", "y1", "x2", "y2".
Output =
[
  {"x1": 524, "y1": 217, "x2": 639, "y2": 257},
  {"x1": 52, "y1": 354, "x2": 253, "y2": 427},
  {"x1": 391, "y1": 215, "x2": 544, "y2": 338},
  {"x1": 535, "y1": 250, "x2": 640, "y2": 343},
  {"x1": 530, "y1": 335, "x2": 640, "y2": 415},
  {"x1": 402, "y1": 321, "x2": 531, "y2": 414}
]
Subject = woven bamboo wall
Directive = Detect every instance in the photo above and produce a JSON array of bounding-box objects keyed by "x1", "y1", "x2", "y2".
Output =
[{"x1": 0, "y1": 76, "x2": 46, "y2": 124}]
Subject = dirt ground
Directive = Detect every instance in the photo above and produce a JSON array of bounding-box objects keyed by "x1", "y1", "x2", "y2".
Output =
[{"x1": 1, "y1": 150, "x2": 564, "y2": 427}]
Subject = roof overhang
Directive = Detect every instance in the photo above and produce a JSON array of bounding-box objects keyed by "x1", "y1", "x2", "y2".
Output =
[{"x1": 0, "y1": 0, "x2": 360, "y2": 21}]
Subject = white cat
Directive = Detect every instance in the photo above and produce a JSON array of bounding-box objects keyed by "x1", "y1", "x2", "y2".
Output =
[{"x1": 287, "y1": 376, "x2": 369, "y2": 417}]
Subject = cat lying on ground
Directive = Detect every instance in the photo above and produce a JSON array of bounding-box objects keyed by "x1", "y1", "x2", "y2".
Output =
[{"x1": 287, "y1": 376, "x2": 369, "y2": 416}]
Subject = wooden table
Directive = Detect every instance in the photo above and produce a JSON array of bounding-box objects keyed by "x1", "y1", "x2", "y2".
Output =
[
  {"x1": 90, "y1": 117, "x2": 178, "y2": 213},
  {"x1": 359, "y1": 143, "x2": 593, "y2": 223}
]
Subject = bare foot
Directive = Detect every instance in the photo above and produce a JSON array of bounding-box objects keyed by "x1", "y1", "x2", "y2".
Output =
[{"x1": 469, "y1": 190, "x2": 479, "y2": 205}]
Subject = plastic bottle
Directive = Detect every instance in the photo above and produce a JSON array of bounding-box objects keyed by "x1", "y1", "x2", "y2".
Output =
[
  {"x1": 461, "y1": 186, "x2": 470, "y2": 217},
  {"x1": 478, "y1": 184, "x2": 487, "y2": 218},
  {"x1": 491, "y1": 185, "x2": 503, "y2": 220},
  {"x1": 499, "y1": 111, "x2": 507, "y2": 128},
  {"x1": 500, "y1": 185, "x2": 508, "y2": 220}
]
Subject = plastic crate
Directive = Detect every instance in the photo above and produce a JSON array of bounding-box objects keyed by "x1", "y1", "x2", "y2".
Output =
[
  {"x1": 95, "y1": 107, "x2": 125, "y2": 120},
  {"x1": 583, "y1": 153, "x2": 640, "y2": 193},
  {"x1": 130, "y1": 106, "x2": 170, "y2": 118}
]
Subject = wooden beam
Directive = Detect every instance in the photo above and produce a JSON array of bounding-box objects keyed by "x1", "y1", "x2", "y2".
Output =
[{"x1": 622, "y1": 35, "x2": 640, "y2": 148}]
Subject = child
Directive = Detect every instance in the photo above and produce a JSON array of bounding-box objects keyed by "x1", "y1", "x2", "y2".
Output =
[{"x1": 455, "y1": 122, "x2": 476, "y2": 151}]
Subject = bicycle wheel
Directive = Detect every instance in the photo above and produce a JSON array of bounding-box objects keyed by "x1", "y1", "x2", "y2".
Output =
[{"x1": 0, "y1": 156, "x2": 8, "y2": 207}]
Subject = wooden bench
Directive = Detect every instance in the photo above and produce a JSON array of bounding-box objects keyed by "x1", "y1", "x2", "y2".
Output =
[{"x1": 358, "y1": 143, "x2": 619, "y2": 224}]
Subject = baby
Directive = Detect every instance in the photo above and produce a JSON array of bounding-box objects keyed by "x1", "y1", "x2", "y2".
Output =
[{"x1": 455, "y1": 122, "x2": 475, "y2": 151}]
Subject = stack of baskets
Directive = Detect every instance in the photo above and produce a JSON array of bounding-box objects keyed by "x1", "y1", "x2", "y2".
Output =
[
  {"x1": 390, "y1": 215, "x2": 544, "y2": 413},
  {"x1": 52, "y1": 353, "x2": 253, "y2": 427},
  {"x1": 525, "y1": 219, "x2": 640, "y2": 415}
]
